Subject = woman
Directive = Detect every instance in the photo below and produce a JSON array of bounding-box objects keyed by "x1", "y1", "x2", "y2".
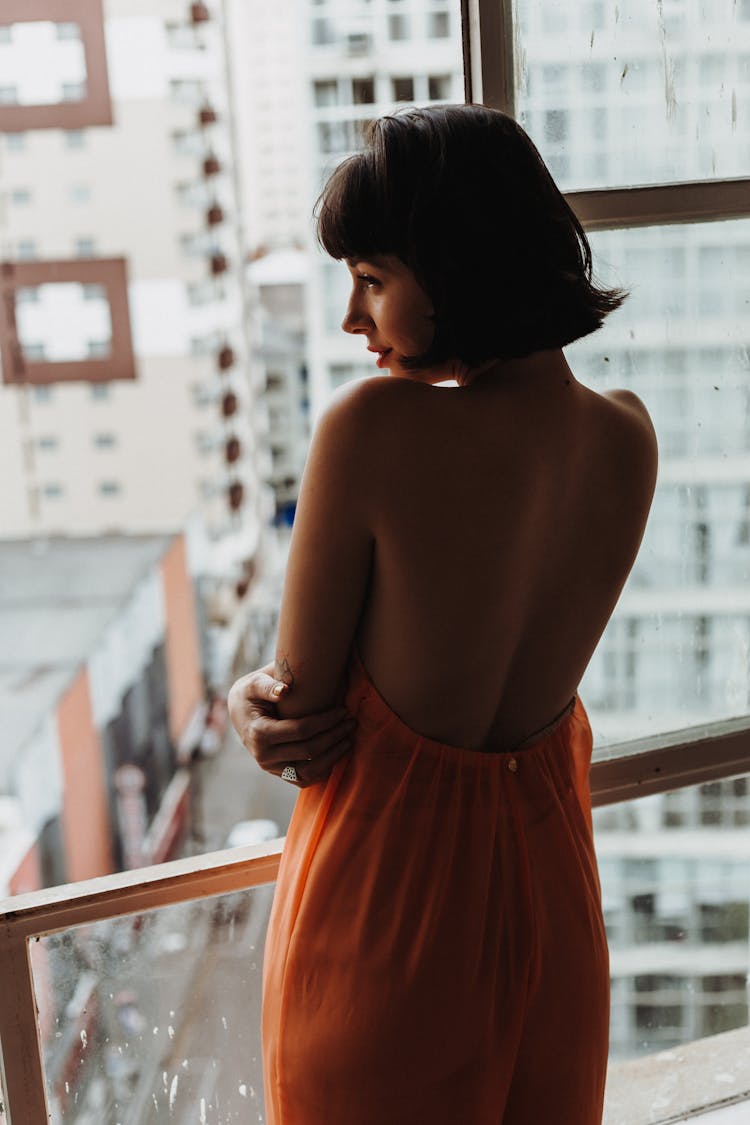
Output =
[{"x1": 228, "y1": 105, "x2": 657, "y2": 1124}]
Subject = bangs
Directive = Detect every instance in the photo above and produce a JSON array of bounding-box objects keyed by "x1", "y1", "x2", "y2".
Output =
[{"x1": 315, "y1": 147, "x2": 403, "y2": 263}]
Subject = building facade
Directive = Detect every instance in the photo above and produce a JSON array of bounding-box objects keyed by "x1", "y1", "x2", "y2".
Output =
[{"x1": 0, "y1": 0, "x2": 273, "y2": 566}]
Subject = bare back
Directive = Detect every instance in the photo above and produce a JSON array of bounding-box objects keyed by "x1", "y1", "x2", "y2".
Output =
[{"x1": 355, "y1": 354, "x2": 657, "y2": 751}]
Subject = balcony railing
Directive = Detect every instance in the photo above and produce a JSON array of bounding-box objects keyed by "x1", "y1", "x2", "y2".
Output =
[{"x1": 3, "y1": 715, "x2": 750, "y2": 1124}]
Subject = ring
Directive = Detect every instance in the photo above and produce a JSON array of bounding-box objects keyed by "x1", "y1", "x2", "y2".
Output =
[{"x1": 281, "y1": 764, "x2": 299, "y2": 784}]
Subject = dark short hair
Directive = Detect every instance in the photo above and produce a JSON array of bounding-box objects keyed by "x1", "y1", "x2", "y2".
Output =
[{"x1": 315, "y1": 104, "x2": 626, "y2": 369}]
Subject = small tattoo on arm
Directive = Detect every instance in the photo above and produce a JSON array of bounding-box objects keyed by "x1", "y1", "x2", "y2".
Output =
[{"x1": 275, "y1": 654, "x2": 295, "y2": 689}]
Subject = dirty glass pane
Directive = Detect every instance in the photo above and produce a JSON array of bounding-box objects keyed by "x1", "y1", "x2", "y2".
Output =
[
  {"x1": 515, "y1": 0, "x2": 750, "y2": 189},
  {"x1": 595, "y1": 777, "x2": 750, "y2": 1065},
  {"x1": 573, "y1": 219, "x2": 750, "y2": 745},
  {"x1": 32, "y1": 885, "x2": 274, "y2": 1123}
]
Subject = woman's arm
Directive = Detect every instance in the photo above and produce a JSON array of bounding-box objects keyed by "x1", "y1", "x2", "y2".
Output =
[{"x1": 272, "y1": 380, "x2": 377, "y2": 720}]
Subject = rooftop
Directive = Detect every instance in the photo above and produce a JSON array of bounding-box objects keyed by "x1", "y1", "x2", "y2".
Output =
[{"x1": 0, "y1": 533, "x2": 173, "y2": 782}]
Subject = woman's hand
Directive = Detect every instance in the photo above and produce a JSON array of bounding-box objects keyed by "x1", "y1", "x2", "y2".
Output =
[{"x1": 227, "y1": 664, "x2": 357, "y2": 788}]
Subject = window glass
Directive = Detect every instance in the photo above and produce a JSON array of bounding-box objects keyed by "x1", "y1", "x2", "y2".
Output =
[
  {"x1": 595, "y1": 780, "x2": 750, "y2": 1061},
  {"x1": 515, "y1": 0, "x2": 750, "y2": 188},
  {"x1": 573, "y1": 220, "x2": 750, "y2": 744},
  {"x1": 30, "y1": 887, "x2": 275, "y2": 1121}
]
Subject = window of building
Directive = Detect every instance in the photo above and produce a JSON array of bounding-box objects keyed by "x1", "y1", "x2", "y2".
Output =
[
  {"x1": 352, "y1": 77, "x2": 375, "y2": 105},
  {"x1": 64, "y1": 130, "x2": 86, "y2": 149},
  {"x1": 10, "y1": 187, "x2": 31, "y2": 205},
  {"x1": 392, "y1": 76, "x2": 414, "y2": 102},
  {"x1": 98, "y1": 480, "x2": 121, "y2": 496},
  {"x1": 32, "y1": 386, "x2": 53, "y2": 403},
  {"x1": 90, "y1": 384, "x2": 111, "y2": 401},
  {"x1": 543, "y1": 108, "x2": 568, "y2": 144},
  {"x1": 37, "y1": 435, "x2": 59, "y2": 451},
  {"x1": 428, "y1": 75, "x2": 451, "y2": 100},
  {"x1": 311, "y1": 18, "x2": 335, "y2": 46},
  {"x1": 6, "y1": 132, "x2": 26, "y2": 150},
  {"x1": 388, "y1": 14, "x2": 410, "y2": 40},
  {"x1": 0, "y1": 85, "x2": 19, "y2": 105},
  {"x1": 56, "y1": 22, "x2": 81, "y2": 40},
  {"x1": 16, "y1": 239, "x2": 37, "y2": 260},
  {"x1": 15, "y1": 287, "x2": 40, "y2": 305},
  {"x1": 93, "y1": 433, "x2": 116, "y2": 449},
  {"x1": 42, "y1": 483, "x2": 64, "y2": 499},
  {"x1": 75, "y1": 237, "x2": 96, "y2": 257},
  {"x1": 427, "y1": 11, "x2": 450, "y2": 38},
  {"x1": 69, "y1": 183, "x2": 91, "y2": 203},
  {"x1": 61, "y1": 81, "x2": 86, "y2": 102},
  {"x1": 313, "y1": 79, "x2": 338, "y2": 107}
]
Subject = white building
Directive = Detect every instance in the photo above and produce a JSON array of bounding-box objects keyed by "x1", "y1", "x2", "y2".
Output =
[{"x1": 0, "y1": 1, "x2": 273, "y2": 586}]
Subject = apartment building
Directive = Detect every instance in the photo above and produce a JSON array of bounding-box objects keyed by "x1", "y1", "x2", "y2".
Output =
[{"x1": 0, "y1": 1, "x2": 273, "y2": 613}]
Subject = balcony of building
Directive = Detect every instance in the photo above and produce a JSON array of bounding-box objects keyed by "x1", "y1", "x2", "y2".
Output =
[{"x1": 3, "y1": 710, "x2": 750, "y2": 1124}]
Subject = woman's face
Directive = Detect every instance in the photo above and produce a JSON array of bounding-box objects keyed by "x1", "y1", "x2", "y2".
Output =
[{"x1": 341, "y1": 254, "x2": 441, "y2": 380}]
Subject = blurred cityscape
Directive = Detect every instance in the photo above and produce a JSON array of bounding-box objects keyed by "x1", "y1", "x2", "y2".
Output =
[{"x1": 0, "y1": 0, "x2": 749, "y2": 1119}]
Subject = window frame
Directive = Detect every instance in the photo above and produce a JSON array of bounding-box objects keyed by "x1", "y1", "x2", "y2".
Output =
[{"x1": 462, "y1": 0, "x2": 750, "y2": 228}]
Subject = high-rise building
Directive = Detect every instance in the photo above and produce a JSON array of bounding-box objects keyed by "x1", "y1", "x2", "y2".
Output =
[
  {"x1": 0, "y1": 1, "x2": 272, "y2": 579},
  {"x1": 300, "y1": 0, "x2": 465, "y2": 414}
]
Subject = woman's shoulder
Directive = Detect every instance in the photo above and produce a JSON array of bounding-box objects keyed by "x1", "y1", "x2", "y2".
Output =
[
  {"x1": 327, "y1": 374, "x2": 430, "y2": 413},
  {"x1": 592, "y1": 386, "x2": 659, "y2": 510},
  {"x1": 319, "y1": 375, "x2": 433, "y2": 444},
  {"x1": 598, "y1": 387, "x2": 658, "y2": 462}
]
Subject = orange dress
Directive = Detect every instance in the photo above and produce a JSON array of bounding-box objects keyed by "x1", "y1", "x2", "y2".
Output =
[{"x1": 262, "y1": 650, "x2": 609, "y2": 1124}]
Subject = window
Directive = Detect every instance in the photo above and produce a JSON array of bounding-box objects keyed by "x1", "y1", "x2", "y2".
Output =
[
  {"x1": 16, "y1": 239, "x2": 37, "y2": 260},
  {"x1": 0, "y1": 85, "x2": 19, "y2": 105},
  {"x1": 64, "y1": 130, "x2": 86, "y2": 149},
  {"x1": 6, "y1": 132, "x2": 26, "y2": 151},
  {"x1": 392, "y1": 77, "x2": 414, "y2": 102},
  {"x1": 15, "y1": 287, "x2": 40, "y2": 305},
  {"x1": 87, "y1": 340, "x2": 110, "y2": 358},
  {"x1": 544, "y1": 109, "x2": 568, "y2": 144},
  {"x1": 69, "y1": 184, "x2": 91, "y2": 204},
  {"x1": 93, "y1": 433, "x2": 116, "y2": 449},
  {"x1": 427, "y1": 11, "x2": 450, "y2": 38},
  {"x1": 37, "y1": 436, "x2": 59, "y2": 451},
  {"x1": 11, "y1": 188, "x2": 31, "y2": 205},
  {"x1": 98, "y1": 481, "x2": 121, "y2": 496},
  {"x1": 75, "y1": 237, "x2": 96, "y2": 257},
  {"x1": 61, "y1": 82, "x2": 86, "y2": 102},
  {"x1": 311, "y1": 18, "x2": 335, "y2": 45},
  {"x1": 42, "y1": 483, "x2": 64, "y2": 499},
  {"x1": 90, "y1": 384, "x2": 111, "y2": 401},
  {"x1": 428, "y1": 75, "x2": 451, "y2": 100},
  {"x1": 352, "y1": 77, "x2": 375, "y2": 105},
  {"x1": 388, "y1": 14, "x2": 410, "y2": 40},
  {"x1": 313, "y1": 80, "x2": 338, "y2": 107},
  {"x1": 56, "y1": 22, "x2": 81, "y2": 40},
  {"x1": 32, "y1": 386, "x2": 53, "y2": 403}
]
